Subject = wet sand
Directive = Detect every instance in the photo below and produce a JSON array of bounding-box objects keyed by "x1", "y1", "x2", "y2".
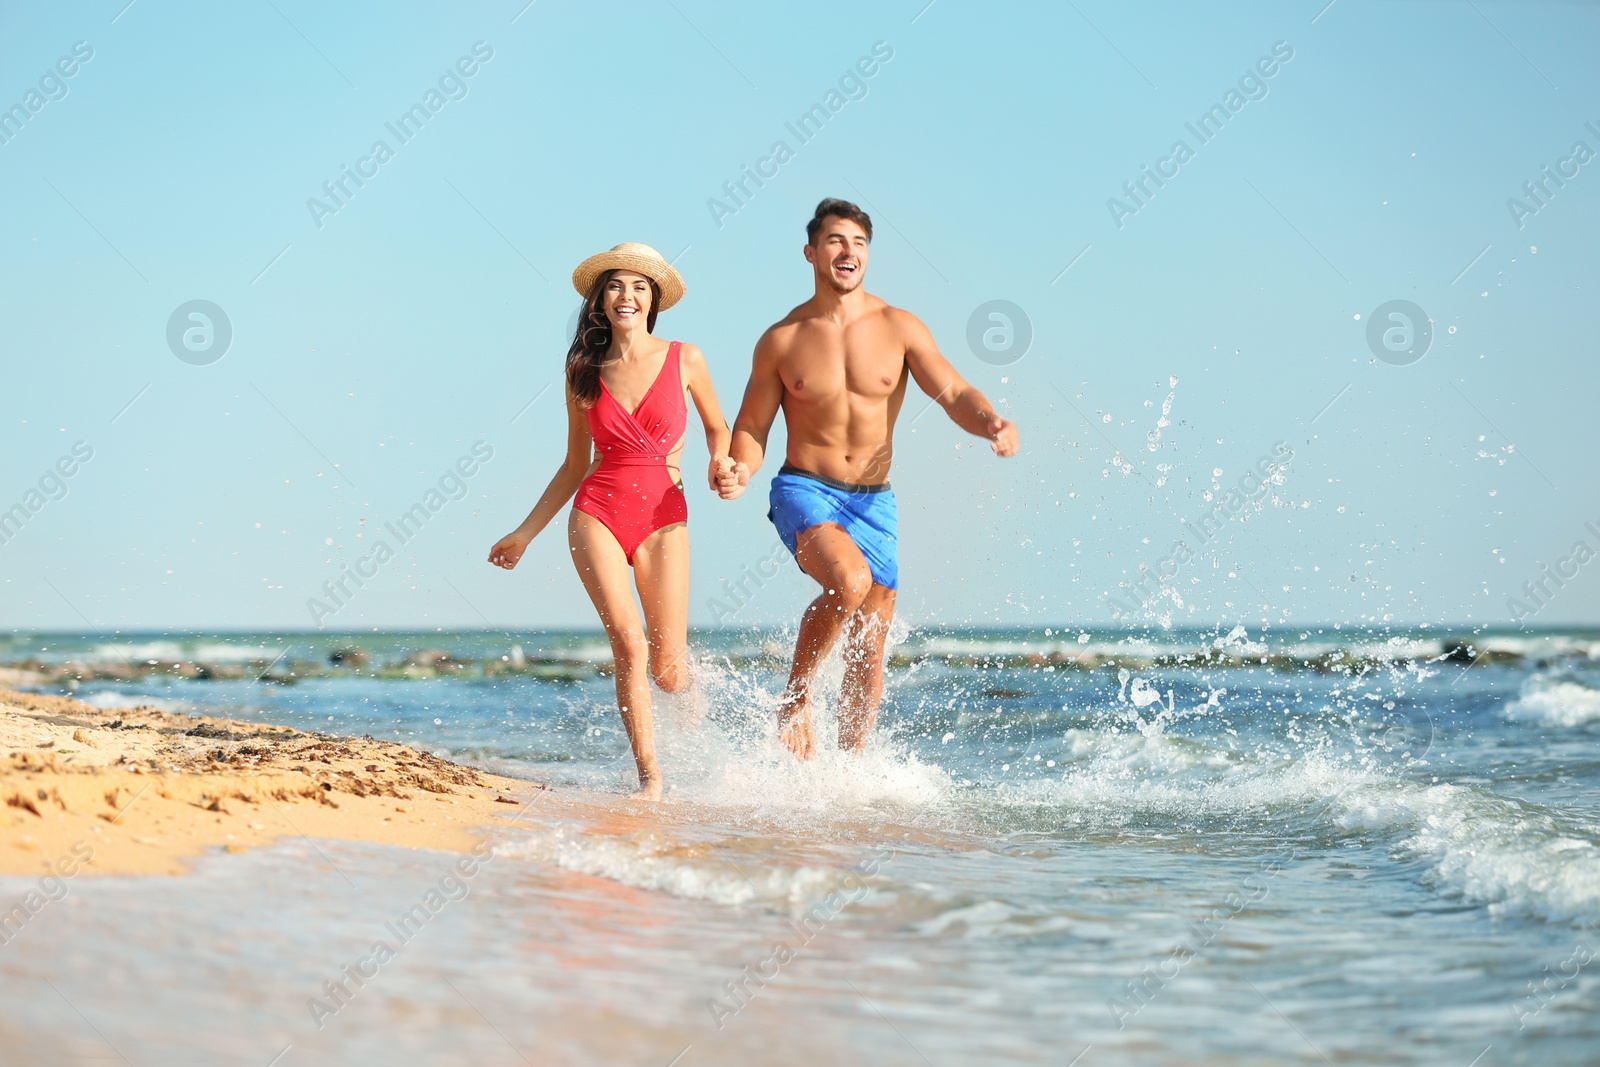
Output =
[{"x1": 0, "y1": 688, "x2": 544, "y2": 876}]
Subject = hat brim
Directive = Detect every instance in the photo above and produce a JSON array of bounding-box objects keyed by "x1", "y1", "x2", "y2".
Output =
[{"x1": 571, "y1": 252, "x2": 686, "y2": 311}]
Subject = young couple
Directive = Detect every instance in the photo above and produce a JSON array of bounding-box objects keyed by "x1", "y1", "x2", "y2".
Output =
[{"x1": 489, "y1": 198, "x2": 1019, "y2": 800}]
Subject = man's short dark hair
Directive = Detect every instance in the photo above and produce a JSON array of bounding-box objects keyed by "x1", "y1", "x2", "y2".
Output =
[{"x1": 806, "y1": 198, "x2": 872, "y2": 244}]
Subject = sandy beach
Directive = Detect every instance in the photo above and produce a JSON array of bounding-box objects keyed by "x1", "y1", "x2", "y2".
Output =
[{"x1": 0, "y1": 686, "x2": 542, "y2": 878}]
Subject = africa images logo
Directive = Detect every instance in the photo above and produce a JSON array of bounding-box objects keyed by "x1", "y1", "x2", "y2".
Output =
[
  {"x1": 166, "y1": 300, "x2": 233, "y2": 366},
  {"x1": 1365, "y1": 300, "x2": 1431, "y2": 366}
]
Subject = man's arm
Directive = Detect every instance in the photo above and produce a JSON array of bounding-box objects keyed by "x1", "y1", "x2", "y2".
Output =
[
  {"x1": 721, "y1": 329, "x2": 786, "y2": 499},
  {"x1": 900, "y1": 311, "x2": 1019, "y2": 456}
]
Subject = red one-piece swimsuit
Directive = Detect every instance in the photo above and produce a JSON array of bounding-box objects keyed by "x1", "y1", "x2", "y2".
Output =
[{"x1": 573, "y1": 340, "x2": 689, "y2": 563}]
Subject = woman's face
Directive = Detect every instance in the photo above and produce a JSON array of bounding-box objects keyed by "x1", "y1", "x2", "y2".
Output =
[{"x1": 602, "y1": 270, "x2": 653, "y2": 328}]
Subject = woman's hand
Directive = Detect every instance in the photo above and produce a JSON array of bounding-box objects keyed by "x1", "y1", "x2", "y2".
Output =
[
  {"x1": 712, "y1": 456, "x2": 749, "y2": 500},
  {"x1": 708, "y1": 455, "x2": 737, "y2": 497},
  {"x1": 488, "y1": 529, "x2": 533, "y2": 570}
]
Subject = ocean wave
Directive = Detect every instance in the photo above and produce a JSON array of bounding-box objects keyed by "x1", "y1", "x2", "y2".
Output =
[
  {"x1": 624, "y1": 658, "x2": 957, "y2": 818},
  {"x1": 990, "y1": 735, "x2": 1600, "y2": 925},
  {"x1": 1343, "y1": 636, "x2": 1447, "y2": 662},
  {"x1": 90, "y1": 640, "x2": 187, "y2": 663},
  {"x1": 908, "y1": 634, "x2": 1160, "y2": 660},
  {"x1": 496, "y1": 828, "x2": 884, "y2": 911},
  {"x1": 1504, "y1": 676, "x2": 1600, "y2": 727},
  {"x1": 988, "y1": 742, "x2": 1370, "y2": 827},
  {"x1": 190, "y1": 641, "x2": 285, "y2": 663},
  {"x1": 913, "y1": 898, "x2": 1089, "y2": 940},
  {"x1": 668, "y1": 739, "x2": 952, "y2": 816},
  {"x1": 1337, "y1": 781, "x2": 1600, "y2": 924},
  {"x1": 76, "y1": 689, "x2": 191, "y2": 713},
  {"x1": 1478, "y1": 635, "x2": 1600, "y2": 659}
]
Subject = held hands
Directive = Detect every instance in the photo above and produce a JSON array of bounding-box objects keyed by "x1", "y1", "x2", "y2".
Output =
[
  {"x1": 488, "y1": 529, "x2": 533, "y2": 570},
  {"x1": 988, "y1": 415, "x2": 1019, "y2": 457},
  {"x1": 710, "y1": 455, "x2": 750, "y2": 500}
]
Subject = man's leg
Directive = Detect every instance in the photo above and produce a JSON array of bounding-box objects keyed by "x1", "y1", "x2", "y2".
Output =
[
  {"x1": 837, "y1": 583, "x2": 896, "y2": 752},
  {"x1": 778, "y1": 523, "x2": 874, "y2": 760}
]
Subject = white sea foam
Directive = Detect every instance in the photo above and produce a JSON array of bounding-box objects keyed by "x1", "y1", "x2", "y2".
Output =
[
  {"x1": 89, "y1": 640, "x2": 186, "y2": 663},
  {"x1": 496, "y1": 827, "x2": 879, "y2": 910},
  {"x1": 662, "y1": 718, "x2": 952, "y2": 816},
  {"x1": 1504, "y1": 676, "x2": 1600, "y2": 726},
  {"x1": 1213, "y1": 624, "x2": 1267, "y2": 657},
  {"x1": 559, "y1": 639, "x2": 613, "y2": 663},
  {"x1": 914, "y1": 899, "x2": 1090, "y2": 940},
  {"x1": 190, "y1": 641, "x2": 283, "y2": 663},
  {"x1": 513, "y1": 687, "x2": 1600, "y2": 926},
  {"x1": 635, "y1": 634, "x2": 954, "y2": 818},
  {"x1": 77, "y1": 690, "x2": 189, "y2": 713},
  {"x1": 488, "y1": 649, "x2": 949, "y2": 906},
  {"x1": 992, "y1": 738, "x2": 1362, "y2": 823},
  {"x1": 1480, "y1": 634, "x2": 1600, "y2": 660},
  {"x1": 1337, "y1": 781, "x2": 1600, "y2": 923},
  {"x1": 520, "y1": 628, "x2": 1600, "y2": 927},
  {"x1": 908, "y1": 635, "x2": 1162, "y2": 660},
  {"x1": 1344, "y1": 636, "x2": 1446, "y2": 662},
  {"x1": 994, "y1": 732, "x2": 1600, "y2": 925}
]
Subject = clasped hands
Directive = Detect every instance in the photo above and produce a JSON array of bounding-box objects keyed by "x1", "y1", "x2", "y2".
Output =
[{"x1": 707, "y1": 455, "x2": 751, "y2": 500}]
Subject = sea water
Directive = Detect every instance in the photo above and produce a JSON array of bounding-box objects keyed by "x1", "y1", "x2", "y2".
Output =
[{"x1": 2, "y1": 626, "x2": 1599, "y2": 1065}]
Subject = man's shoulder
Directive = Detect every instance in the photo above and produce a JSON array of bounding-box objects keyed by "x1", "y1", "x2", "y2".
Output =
[
  {"x1": 758, "y1": 300, "x2": 822, "y2": 353},
  {"x1": 759, "y1": 294, "x2": 912, "y2": 352},
  {"x1": 767, "y1": 298, "x2": 822, "y2": 332},
  {"x1": 874, "y1": 301, "x2": 923, "y2": 330}
]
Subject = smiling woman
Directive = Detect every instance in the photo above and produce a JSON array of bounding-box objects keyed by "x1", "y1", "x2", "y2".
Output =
[{"x1": 489, "y1": 242, "x2": 736, "y2": 801}]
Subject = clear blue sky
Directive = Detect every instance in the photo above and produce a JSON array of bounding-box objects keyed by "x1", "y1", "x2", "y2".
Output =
[{"x1": 2, "y1": 0, "x2": 1596, "y2": 633}]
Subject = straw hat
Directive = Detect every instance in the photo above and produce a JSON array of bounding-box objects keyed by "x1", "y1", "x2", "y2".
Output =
[{"x1": 570, "y1": 242, "x2": 686, "y2": 311}]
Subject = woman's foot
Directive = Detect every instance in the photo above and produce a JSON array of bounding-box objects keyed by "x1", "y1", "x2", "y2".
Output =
[{"x1": 633, "y1": 762, "x2": 664, "y2": 801}]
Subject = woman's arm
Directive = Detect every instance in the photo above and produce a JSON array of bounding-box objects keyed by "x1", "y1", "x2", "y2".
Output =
[
  {"x1": 679, "y1": 342, "x2": 734, "y2": 491},
  {"x1": 488, "y1": 387, "x2": 597, "y2": 570}
]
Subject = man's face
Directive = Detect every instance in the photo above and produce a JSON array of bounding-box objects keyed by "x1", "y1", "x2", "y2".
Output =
[{"x1": 804, "y1": 216, "x2": 869, "y2": 294}]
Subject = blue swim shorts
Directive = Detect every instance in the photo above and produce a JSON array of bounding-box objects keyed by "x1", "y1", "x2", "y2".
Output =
[{"x1": 767, "y1": 464, "x2": 898, "y2": 590}]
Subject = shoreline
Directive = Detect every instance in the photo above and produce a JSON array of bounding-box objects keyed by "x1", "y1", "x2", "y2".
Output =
[{"x1": 0, "y1": 687, "x2": 544, "y2": 877}]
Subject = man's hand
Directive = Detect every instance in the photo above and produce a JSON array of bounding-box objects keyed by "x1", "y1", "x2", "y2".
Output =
[
  {"x1": 710, "y1": 456, "x2": 749, "y2": 499},
  {"x1": 713, "y1": 457, "x2": 750, "y2": 500},
  {"x1": 988, "y1": 415, "x2": 1019, "y2": 457}
]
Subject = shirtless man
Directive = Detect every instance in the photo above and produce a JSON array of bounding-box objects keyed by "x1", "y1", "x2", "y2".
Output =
[{"x1": 718, "y1": 198, "x2": 1019, "y2": 759}]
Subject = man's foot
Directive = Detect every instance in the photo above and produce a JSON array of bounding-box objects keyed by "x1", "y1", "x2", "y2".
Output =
[{"x1": 777, "y1": 695, "x2": 816, "y2": 761}]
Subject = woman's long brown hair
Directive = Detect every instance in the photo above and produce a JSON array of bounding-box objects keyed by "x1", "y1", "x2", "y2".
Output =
[{"x1": 565, "y1": 269, "x2": 662, "y2": 408}]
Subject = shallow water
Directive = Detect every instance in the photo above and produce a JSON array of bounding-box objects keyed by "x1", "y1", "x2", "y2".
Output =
[{"x1": 4, "y1": 626, "x2": 1599, "y2": 1064}]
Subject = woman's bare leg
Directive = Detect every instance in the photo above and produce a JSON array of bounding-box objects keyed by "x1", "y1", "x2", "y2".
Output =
[
  {"x1": 631, "y1": 522, "x2": 700, "y2": 722},
  {"x1": 569, "y1": 510, "x2": 661, "y2": 800}
]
